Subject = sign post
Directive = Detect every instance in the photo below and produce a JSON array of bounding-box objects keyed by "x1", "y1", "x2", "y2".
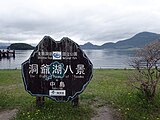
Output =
[{"x1": 22, "y1": 36, "x2": 93, "y2": 106}]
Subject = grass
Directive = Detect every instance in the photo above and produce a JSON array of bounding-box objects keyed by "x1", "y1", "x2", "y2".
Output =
[{"x1": 1, "y1": 69, "x2": 160, "y2": 119}]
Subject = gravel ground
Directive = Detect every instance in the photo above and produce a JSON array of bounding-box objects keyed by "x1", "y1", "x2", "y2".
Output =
[{"x1": 0, "y1": 109, "x2": 18, "y2": 120}]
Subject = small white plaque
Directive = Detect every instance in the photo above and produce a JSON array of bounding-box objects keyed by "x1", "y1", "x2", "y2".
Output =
[{"x1": 49, "y1": 90, "x2": 66, "y2": 96}]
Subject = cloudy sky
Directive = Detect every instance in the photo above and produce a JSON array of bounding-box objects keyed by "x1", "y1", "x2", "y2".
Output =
[{"x1": 0, "y1": 0, "x2": 160, "y2": 45}]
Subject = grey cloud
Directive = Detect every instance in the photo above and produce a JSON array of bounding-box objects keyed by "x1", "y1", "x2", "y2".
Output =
[{"x1": 0, "y1": 0, "x2": 160, "y2": 45}]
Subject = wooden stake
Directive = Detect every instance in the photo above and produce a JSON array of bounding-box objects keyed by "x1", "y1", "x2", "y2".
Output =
[
  {"x1": 72, "y1": 96, "x2": 79, "y2": 107},
  {"x1": 36, "y1": 96, "x2": 45, "y2": 107}
]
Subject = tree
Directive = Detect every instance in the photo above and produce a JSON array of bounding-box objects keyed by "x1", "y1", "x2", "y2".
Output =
[{"x1": 129, "y1": 40, "x2": 160, "y2": 102}]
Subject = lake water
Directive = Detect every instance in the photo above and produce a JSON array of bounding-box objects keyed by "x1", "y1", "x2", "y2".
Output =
[{"x1": 0, "y1": 49, "x2": 135, "y2": 69}]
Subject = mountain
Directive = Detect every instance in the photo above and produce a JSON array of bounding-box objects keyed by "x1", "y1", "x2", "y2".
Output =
[
  {"x1": 81, "y1": 32, "x2": 160, "y2": 49},
  {"x1": 7, "y1": 43, "x2": 35, "y2": 50},
  {"x1": 1, "y1": 31, "x2": 160, "y2": 50},
  {"x1": 114, "y1": 32, "x2": 160, "y2": 49},
  {"x1": 101, "y1": 42, "x2": 115, "y2": 49},
  {"x1": 0, "y1": 42, "x2": 10, "y2": 49},
  {"x1": 80, "y1": 42, "x2": 99, "y2": 49}
]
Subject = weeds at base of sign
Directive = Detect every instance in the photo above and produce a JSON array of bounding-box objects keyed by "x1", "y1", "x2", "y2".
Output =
[{"x1": 36, "y1": 96, "x2": 80, "y2": 107}]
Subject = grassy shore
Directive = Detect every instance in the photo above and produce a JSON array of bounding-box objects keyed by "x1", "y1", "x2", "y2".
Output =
[{"x1": 1, "y1": 69, "x2": 160, "y2": 120}]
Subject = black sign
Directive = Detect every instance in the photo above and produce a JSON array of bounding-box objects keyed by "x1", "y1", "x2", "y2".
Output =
[{"x1": 22, "y1": 36, "x2": 93, "y2": 102}]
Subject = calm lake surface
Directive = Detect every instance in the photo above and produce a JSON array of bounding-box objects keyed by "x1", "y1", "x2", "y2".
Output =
[{"x1": 0, "y1": 49, "x2": 135, "y2": 69}]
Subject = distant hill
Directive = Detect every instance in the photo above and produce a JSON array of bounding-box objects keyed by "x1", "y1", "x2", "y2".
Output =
[
  {"x1": 114, "y1": 32, "x2": 160, "y2": 49},
  {"x1": 101, "y1": 42, "x2": 115, "y2": 49},
  {"x1": 80, "y1": 42, "x2": 99, "y2": 49},
  {"x1": 7, "y1": 43, "x2": 35, "y2": 50},
  {"x1": 0, "y1": 42, "x2": 10, "y2": 49},
  {"x1": 0, "y1": 46, "x2": 7, "y2": 49},
  {"x1": 81, "y1": 32, "x2": 160, "y2": 49},
  {"x1": 1, "y1": 31, "x2": 160, "y2": 50}
]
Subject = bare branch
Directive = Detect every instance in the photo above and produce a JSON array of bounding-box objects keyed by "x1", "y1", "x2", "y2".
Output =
[{"x1": 128, "y1": 40, "x2": 160, "y2": 102}]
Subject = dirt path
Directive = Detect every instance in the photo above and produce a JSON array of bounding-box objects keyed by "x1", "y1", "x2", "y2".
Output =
[
  {"x1": 0, "y1": 109, "x2": 18, "y2": 120},
  {"x1": 91, "y1": 106, "x2": 120, "y2": 120},
  {"x1": 91, "y1": 106, "x2": 113, "y2": 120}
]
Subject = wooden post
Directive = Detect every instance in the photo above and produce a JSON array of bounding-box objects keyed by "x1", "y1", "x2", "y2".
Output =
[
  {"x1": 72, "y1": 96, "x2": 79, "y2": 107},
  {"x1": 36, "y1": 96, "x2": 45, "y2": 107},
  {"x1": 13, "y1": 50, "x2": 15, "y2": 58},
  {"x1": 2, "y1": 50, "x2": 5, "y2": 57},
  {"x1": 0, "y1": 50, "x2": 1, "y2": 58},
  {"x1": 7, "y1": 50, "x2": 9, "y2": 58}
]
